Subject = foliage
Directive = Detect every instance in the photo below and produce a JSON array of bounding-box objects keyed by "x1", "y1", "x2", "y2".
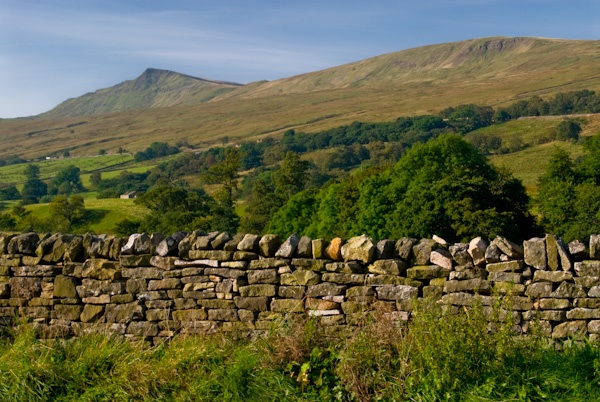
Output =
[
  {"x1": 537, "y1": 134, "x2": 600, "y2": 241},
  {"x1": 0, "y1": 213, "x2": 16, "y2": 230},
  {"x1": 497, "y1": 90, "x2": 600, "y2": 120},
  {"x1": 0, "y1": 185, "x2": 20, "y2": 201},
  {"x1": 135, "y1": 185, "x2": 212, "y2": 234},
  {"x1": 48, "y1": 165, "x2": 86, "y2": 195},
  {"x1": 555, "y1": 119, "x2": 582, "y2": 141},
  {"x1": 134, "y1": 141, "x2": 180, "y2": 162},
  {"x1": 271, "y1": 134, "x2": 536, "y2": 242},
  {"x1": 439, "y1": 103, "x2": 494, "y2": 134},
  {"x1": 21, "y1": 164, "x2": 48, "y2": 204},
  {"x1": 242, "y1": 152, "x2": 312, "y2": 234},
  {"x1": 49, "y1": 195, "x2": 86, "y2": 226},
  {"x1": 114, "y1": 218, "x2": 142, "y2": 236}
]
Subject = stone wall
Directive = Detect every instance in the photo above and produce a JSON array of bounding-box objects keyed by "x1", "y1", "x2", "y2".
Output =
[{"x1": 2, "y1": 230, "x2": 600, "y2": 344}]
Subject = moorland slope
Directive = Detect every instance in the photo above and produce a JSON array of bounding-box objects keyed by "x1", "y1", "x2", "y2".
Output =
[{"x1": 0, "y1": 37, "x2": 598, "y2": 159}]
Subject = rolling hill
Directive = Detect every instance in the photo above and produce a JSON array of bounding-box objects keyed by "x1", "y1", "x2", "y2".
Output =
[
  {"x1": 41, "y1": 68, "x2": 242, "y2": 117},
  {"x1": 0, "y1": 37, "x2": 599, "y2": 159}
]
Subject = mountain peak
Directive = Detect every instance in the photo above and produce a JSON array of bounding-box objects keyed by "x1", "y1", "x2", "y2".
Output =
[{"x1": 42, "y1": 69, "x2": 242, "y2": 117}]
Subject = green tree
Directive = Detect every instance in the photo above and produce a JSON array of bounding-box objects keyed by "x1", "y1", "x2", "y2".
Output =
[
  {"x1": 90, "y1": 171, "x2": 102, "y2": 188},
  {"x1": 274, "y1": 152, "x2": 310, "y2": 202},
  {"x1": 240, "y1": 176, "x2": 279, "y2": 234},
  {"x1": 267, "y1": 189, "x2": 319, "y2": 237},
  {"x1": 203, "y1": 148, "x2": 244, "y2": 233},
  {"x1": 537, "y1": 138, "x2": 600, "y2": 241},
  {"x1": 21, "y1": 164, "x2": 47, "y2": 204},
  {"x1": 49, "y1": 195, "x2": 86, "y2": 227},
  {"x1": 24, "y1": 164, "x2": 40, "y2": 180},
  {"x1": 0, "y1": 185, "x2": 20, "y2": 201},
  {"x1": 136, "y1": 186, "x2": 212, "y2": 234},
  {"x1": 271, "y1": 134, "x2": 536, "y2": 242},
  {"x1": 555, "y1": 119, "x2": 582, "y2": 141},
  {"x1": 0, "y1": 213, "x2": 16, "y2": 230},
  {"x1": 49, "y1": 165, "x2": 85, "y2": 195}
]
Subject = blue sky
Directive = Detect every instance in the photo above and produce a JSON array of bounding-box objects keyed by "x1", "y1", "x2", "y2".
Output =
[{"x1": 1, "y1": 0, "x2": 598, "y2": 118}]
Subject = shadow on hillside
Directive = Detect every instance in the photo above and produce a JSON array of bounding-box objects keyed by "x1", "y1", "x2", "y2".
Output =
[{"x1": 83, "y1": 209, "x2": 109, "y2": 225}]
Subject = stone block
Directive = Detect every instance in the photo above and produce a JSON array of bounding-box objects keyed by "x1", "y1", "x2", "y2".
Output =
[
  {"x1": 325, "y1": 238, "x2": 343, "y2": 261},
  {"x1": 271, "y1": 299, "x2": 304, "y2": 313},
  {"x1": 376, "y1": 240, "x2": 395, "y2": 259},
  {"x1": 203, "y1": 268, "x2": 246, "y2": 278},
  {"x1": 566, "y1": 308, "x2": 600, "y2": 320},
  {"x1": 489, "y1": 272, "x2": 522, "y2": 283},
  {"x1": 487, "y1": 260, "x2": 524, "y2": 273},
  {"x1": 545, "y1": 234, "x2": 559, "y2": 271},
  {"x1": 237, "y1": 234, "x2": 260, "y2": 252},
  {"x1": 376, "y1": 285, "x2": 419, "y2": 301},
  {"x1": 550, "y1": 282, "x2": 586, "y2": 298},
  {"x1": 305, "y1": 298, "x2": 340, "y2": 311},
  {"x1": 523, "y1": 237, "x2": 547, "y2": 270},
  {"x1": 406, "y1": 265, "x2": 448, "y2": 280},
  {"x1": 233, "y1": 251, "x2": 258, "y2": 261},
  {"x1": 524, "y1": 282, "x2": 553, "y2": 298},
  {"x1": 430, "y1": 249, "x2": 453, "y2": 270},
  {"x1": 468, "y1": 237, "x2": 487, "y2": 266},
  {"x1": 552, "y1": 321, "x2": 587, "y2": 339},
  {"x1": 147, "y1": 278, "x2": 181, "y2": 291},
  {"x1": 341, "y1": 235, "x2": 376, "y2": 264},
  {"x1": 207, "y1": 309, "x2": 239, "y2": 321},
  {"x1": 54, "y1": 304, "x2": 83, "y2": 321},
  {"x1": 172, "y1": 309, "x2": 207, "y2": 321},
  {"x1": 80, "y1": 304, "x2": 104, "y2": 323},
  {"x1": 105, "y1": 302, "x2": 144, "y2": 323},
  {"x1": 281, "y1": 270, "x2": 321, "y2": 286},
  {"x1": 321, "y1": 273, "x2": 365, "y2": 285},
  {"x1": 292, "y1": 258, "x2": 328, "y2": 271},
  {"x1": 239, "y1": 284, "x2": 277, "y2": 297},
  {"x1": 234, "y1": 296, "x2": 270, "y2": 311},
  {"x1": 367, "y1": 259, "x2": 406, "y2": 276},
  {"x1": 126, "y1": 321, "x2": 159, "y2": 337},
  {"x1": 259, "y1": 234, "x2": 280, "y2": 257},
  {"x1": 325, "y1": 262, "x2": 363, "y2": 273},
  {"x1": 306, "y1": 283, "x2": 346, "y2": 297},
  {"x1": 187, "y1": 250, "x2": 234, "y2": 261},
  {"x1": 312, "y1": 239, "x2": 328, "y2": 259},
  {"x1": 278, "y1": 286, "x2": 305, "y2": 299},
  {"x1": 533, "y1": 271, "x2": 573, "y2": 283},
  {"x1": 10, "y1": 277, "x2": 42, "y2": 300},
  {"x1": 395, "y1": 237, "x2": 417, "y2": 261},
  {"x1": 443, "y1": 279, "x2": 490, "y2": 294},
  {"x1": 412, "y1": 239, "x2": 438, "y2": 265},
  {"x1": 591, "y1": 235, "x2": 600, "y2": 259},
  {"x1": 249, "y1": 258, "x2": 289, "y2": 269},
  {"x1": 575, "y1": 261, "x2": 600, "y2": 277},
  {"x1": 248, "y1": 269, "x2": 278, "y2": 284}
]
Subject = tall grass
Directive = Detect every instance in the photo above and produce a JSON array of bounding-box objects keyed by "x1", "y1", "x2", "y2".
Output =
[{"x1": 1, "y1": 301, "x2": 600, "y2": 401}]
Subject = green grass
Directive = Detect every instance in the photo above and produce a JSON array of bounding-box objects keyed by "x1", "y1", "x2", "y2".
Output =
[
  {"x1": 490, "y1": 141, "x2": 586, "y2": 195},
  {"x1": 0, "y1": 154, "x2": 135, "y2": 187},
  {"x1": 2, "y1": 301, "x2": 600, "y2": 401},
  {"x1": 25, "y1": 196, "x2": 150, "y2": 235}
]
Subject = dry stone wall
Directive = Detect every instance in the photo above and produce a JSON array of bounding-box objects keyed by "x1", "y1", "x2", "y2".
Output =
[{"x1": 2, "y1": 230, "x2": 600, "y2": 344}]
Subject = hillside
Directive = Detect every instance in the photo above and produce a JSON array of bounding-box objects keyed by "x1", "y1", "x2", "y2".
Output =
[
  {"x1": 0, "y1": 37, "x2": 599, "y2": 159},
  {"x1": 41, "y1": 68, "x2": 242, "y2": 117}
]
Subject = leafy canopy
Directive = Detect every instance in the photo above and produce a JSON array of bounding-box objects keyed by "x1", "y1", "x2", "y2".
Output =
[{"x1": 269, "y1": 134, "x2": 535, "y2": 242}]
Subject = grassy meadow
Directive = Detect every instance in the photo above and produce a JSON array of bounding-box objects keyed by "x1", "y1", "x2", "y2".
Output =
[{"x1": 25, "y1": 196, "x2": 150, "y2": 235}]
